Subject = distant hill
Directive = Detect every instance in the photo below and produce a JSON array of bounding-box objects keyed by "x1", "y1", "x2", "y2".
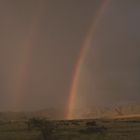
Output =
[
  {"x1": 0, "y1": 108, "x2": 65, "y2": 121},
  {"x1": 0, "y1": 104, "x2": 140, "y2": 121}
]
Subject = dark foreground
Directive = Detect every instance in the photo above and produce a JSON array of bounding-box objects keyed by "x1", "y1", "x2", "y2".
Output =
[{"x1": 0, "y1": 116, "x2": 140, "y2": 140}]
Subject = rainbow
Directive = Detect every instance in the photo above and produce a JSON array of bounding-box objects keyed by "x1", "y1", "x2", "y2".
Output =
[
  {"x1": 11, "y1": 1, "x2": 45, "y2": 111},
  {"x1": 66, "y1": 0, "x2": 110, "y2": 119}
]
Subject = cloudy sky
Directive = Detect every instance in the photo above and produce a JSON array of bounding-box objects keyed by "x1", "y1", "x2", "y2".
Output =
[{"x1": 0, "y1": 0, "x2": 139, "y2": 111}]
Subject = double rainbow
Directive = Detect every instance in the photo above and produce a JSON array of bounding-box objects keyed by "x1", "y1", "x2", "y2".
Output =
[{"x1": 11, "y1": 0, "x2": 110, "y2": 117}]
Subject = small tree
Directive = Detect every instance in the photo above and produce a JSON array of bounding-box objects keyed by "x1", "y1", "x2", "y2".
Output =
[{"x1": 28, "y1": 118, "x2": 56, "y2": 140}]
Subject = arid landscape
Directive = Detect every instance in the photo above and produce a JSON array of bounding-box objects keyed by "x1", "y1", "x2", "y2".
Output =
[
  {"x1": 0, "y1": 0, "x2": 139, "y2": 139},
  {"x1": 0, "y1": 114, "x2": 140, "y2": 140}
]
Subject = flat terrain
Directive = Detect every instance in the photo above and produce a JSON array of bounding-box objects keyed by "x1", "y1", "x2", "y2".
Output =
[{"x1": 0, "y1": 116, "x2": 140, "y2": 140}]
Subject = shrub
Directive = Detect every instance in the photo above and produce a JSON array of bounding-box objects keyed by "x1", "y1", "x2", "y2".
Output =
[
  {"x1": 86, "y1": 121, "x2": 97, "y2": 127},
  {"x1": 80, "y1": 121, "x2": 107, "y2": 134},
  {"x1": 28, "y1": 117, "x2": 56, "y2": 140},
  {"x1": 71, "y1": 121, "x2": 80, "y2": 126}
]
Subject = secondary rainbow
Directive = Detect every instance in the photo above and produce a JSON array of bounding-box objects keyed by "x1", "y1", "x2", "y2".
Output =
[
  {"x1": 11, "y1": 1, "x2": 44, "y2": 111},
  {"x1": 66, "y1": 0, "x2": 110, "y2": 119}
]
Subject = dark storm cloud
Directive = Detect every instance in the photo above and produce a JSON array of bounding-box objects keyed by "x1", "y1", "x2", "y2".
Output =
[
  {"x1": 82, "y1": 0, "x2": 140, "y2": 107},
  {"x1": 0, "y1": 0, "x2": 139, "y2": 110},
  {"x1": 0, "y1": 0, "x2": 101, "y2": 110}
]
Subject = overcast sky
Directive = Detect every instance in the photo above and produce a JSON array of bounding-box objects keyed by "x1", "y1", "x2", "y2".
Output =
[{"x1": 0, "y1": 0, "x2": 139, "y2": 111}]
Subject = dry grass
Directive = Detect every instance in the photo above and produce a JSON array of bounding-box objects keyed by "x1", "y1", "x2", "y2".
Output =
[{"x1": 0, "y1": 116, "x2": 140, "y2": 140}]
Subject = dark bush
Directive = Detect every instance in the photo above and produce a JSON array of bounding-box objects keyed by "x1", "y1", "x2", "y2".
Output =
[
  {"x1": 63, "y1": 122, "x2": 69, "y2": 126},
  {"x1": 28, "y1": 118, "x2": 56, "y2": 140},
  {"x1": 86, "y1": 121, "x2": 97, "y2": 127},
  {"x1": 80, "y1": 126, "x2": 107, "y2": 135},
  {"x1": 71, "y1": 121, "x2": 80, "y2": 126}
]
